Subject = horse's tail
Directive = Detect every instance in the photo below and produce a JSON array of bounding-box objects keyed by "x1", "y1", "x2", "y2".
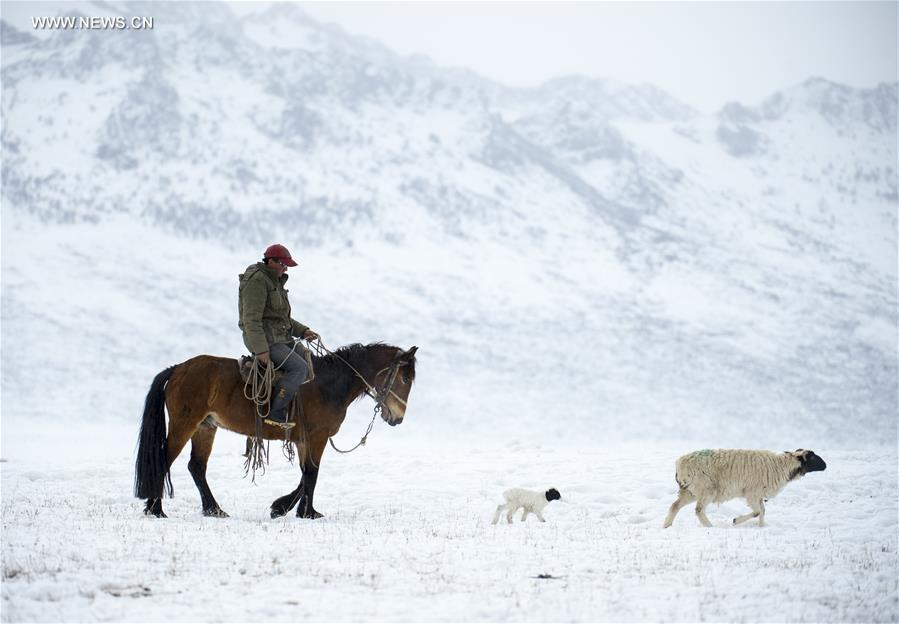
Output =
[{"x1": 134, "y1": 365, "x2": 177, "y2": 499}]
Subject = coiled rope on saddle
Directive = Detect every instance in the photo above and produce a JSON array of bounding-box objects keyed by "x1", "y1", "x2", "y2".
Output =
[
  {"x1": 241, "y1": 342, "x2": 304, "y2": 482},
  {"x1": 241, "y1": 337, "x2": 400, "y2": 478}
]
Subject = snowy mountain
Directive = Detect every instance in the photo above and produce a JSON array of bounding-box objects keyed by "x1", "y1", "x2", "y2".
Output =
[{"x1": 1, "y1": 2, "x2": 896, "y2": 450}]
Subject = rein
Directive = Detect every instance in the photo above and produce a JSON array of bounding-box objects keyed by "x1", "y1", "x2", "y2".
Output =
[
  {"x1": 242, "y1": 338, "x2": 409, "y2": 476},
  {"x1": 309, "y1": 338, "x2": 409, "y2": 454}
]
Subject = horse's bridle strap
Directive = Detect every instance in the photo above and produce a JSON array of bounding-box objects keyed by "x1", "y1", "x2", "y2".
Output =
[
  {"x1": 371, "y1": 363, "x2": 408, "y2": 408},
  {"x1": 307, "y1": 338, "x2": 412, "y2": 455},
  {"x1": 311, "y1": 339, "x2": 409, "y2": 408}
]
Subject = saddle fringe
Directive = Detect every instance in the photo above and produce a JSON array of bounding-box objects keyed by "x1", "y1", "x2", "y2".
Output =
[{"x1": 241, "y1": 347, "x2": 312, "y2": 482}]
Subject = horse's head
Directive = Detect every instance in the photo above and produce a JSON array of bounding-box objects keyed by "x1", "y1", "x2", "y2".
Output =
[{"x1": 375, "y1": 346, "x2": 418, "y2": 426}]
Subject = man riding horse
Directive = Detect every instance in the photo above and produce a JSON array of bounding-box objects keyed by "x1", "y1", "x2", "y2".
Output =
[
  {"x1": 238, "y1": 243, "x2": 318, "y2": 428},
  {"x1": 135, "y1": 243, "x2": 417, "y2": 519}
]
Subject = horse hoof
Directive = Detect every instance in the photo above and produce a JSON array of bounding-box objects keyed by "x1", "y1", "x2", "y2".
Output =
[
  {"x1": 204, "y1": 508, "x2": 229, "y2": 518},
  {"x1": 270, "y1": 507, "x2": 287, "y2": 519},
  {"x1": 299, "y1": 510, "x2": 324, "y2": 520},
  {"x1": 144, "y1": 499, "x2": 167, "y2": 518}
]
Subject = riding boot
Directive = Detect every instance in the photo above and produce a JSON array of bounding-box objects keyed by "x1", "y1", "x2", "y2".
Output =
[
  {"x1": 265, "y1": 386, "x2": 296, "y2": 429},
  {"x1": 264, "y1": 343, "x2": 307, "y2": 429}
]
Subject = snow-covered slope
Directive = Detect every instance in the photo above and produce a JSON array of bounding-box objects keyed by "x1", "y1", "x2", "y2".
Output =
[
  {"x1": 1, "y1": 2, "x2": 896, "y2": 452},
  {"x1": 2, "y1": 438, "x2": 896, "y2": 622},
  {"x1": 2, "y1": 4, "x2": 897, "y2": 622}
]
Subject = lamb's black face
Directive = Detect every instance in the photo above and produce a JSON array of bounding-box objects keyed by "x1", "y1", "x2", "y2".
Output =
[
  {"x1": 545, "y1": 488, "x2": 561, "y2": 502},
  {"x1": 797, "y1": 449, "x2": 827, "y2": 473}
]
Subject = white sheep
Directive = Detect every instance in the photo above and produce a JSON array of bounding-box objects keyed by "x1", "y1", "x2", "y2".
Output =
[
  {"x1": 492, "y1": 488, "x2": 561, "y2": 524},
  {"x1": 662, "y1": 448, "x2": 826, "y2": 528}
]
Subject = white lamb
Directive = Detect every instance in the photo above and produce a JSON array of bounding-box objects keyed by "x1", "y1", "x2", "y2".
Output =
[
  {"x1": 492, "y1": 488, "x2": 561, "y2": 524},
  {"x1": 662, "y1": 448, "x2": 827, "y2": 528}
]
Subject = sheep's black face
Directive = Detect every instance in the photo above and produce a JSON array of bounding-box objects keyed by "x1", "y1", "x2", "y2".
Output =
[
  {"x1": 799, "y1": 450, "x2": 827, "y2": 473},
  {"x1": 545, "y1": 488, "x2": 561, "y2": 502}
]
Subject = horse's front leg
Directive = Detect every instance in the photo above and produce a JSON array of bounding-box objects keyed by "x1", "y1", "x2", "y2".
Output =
[
  {"x1": 296, "y1": 436, "x2": 327, "y2": 519},
  {"x1": 296, "y1": 459, "x2": 323, "y2": 519},
  {"x1": 270, "y1": 442, "x2": 305, "y2": 518},
  {"x1": 269, "y1": 441, "x2": 324, "y2": 519},
  {"x1": 270, "y1": 468, "x2": 319, "y2": 519},
  {"x1": 270, "y1": 481, "x2": 303, "y2": 519}
]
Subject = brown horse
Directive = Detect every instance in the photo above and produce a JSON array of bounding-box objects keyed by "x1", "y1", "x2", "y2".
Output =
[{"x1": 134, "y1": 343, "x2": 417, "y2": 519}]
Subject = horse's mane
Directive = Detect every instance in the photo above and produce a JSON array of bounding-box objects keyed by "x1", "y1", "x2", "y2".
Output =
[{"x1": 311, "y1": 342, "x2": 416, "y2": 410}]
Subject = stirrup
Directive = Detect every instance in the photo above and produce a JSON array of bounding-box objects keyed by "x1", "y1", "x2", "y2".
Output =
[{"x1": 263, "y1": 416, "x2": 296, "y2": 430}]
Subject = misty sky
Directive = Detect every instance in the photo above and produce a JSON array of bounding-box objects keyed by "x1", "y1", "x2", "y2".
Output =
[
  {"x1": 3, "y1": 1, "x2": 896, "y2": 113},
  {"x1": 289, "y1": 1, "x2": 897, "y2": 113}
]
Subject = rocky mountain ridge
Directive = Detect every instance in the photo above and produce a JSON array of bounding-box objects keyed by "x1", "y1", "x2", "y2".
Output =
[{"x1": 1, "y1": 3, "x2": 895, "y2": 445}]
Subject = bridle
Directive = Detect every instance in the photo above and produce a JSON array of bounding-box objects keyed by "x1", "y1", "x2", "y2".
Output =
[
  {"x1": 306, "y1": 340, "x2": 414, "y2": 455},
  {"x1": 315, "y1": 343, "x2": 411, "y2": 419},
  {"x1": 367, "y1": 360, "x2": 410, "y2": 416}
]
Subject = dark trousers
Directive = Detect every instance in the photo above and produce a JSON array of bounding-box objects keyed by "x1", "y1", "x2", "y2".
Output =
[{"x1": 268, "y1": 342, "x2": 309, "y2": 417}]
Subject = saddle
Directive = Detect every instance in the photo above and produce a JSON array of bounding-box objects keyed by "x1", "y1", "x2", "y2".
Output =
[
  {"x1": 239, "y1": 356, "x2": 282, "y2": 386},
  {"x1": 238, "y1": 344, "x2": 316, "y2": 386}
]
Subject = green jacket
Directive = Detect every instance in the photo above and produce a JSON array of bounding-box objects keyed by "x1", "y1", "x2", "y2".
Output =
[{"x1": 238, "y1": 263, "x2": 309, "y2": 355}]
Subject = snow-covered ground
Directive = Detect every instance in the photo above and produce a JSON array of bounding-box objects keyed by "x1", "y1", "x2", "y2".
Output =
[
  {"x1": 2, "y1": 3, "x2": 896, "y2": 621},
  {"x1": 1, "y1": 423, "x2": 896, "y2": 622},
  {"x1": 1, "y1": 186, "x2": 896, "y2": 622}
]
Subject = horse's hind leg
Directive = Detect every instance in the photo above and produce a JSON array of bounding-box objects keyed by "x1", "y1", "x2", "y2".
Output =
[
  {"x1": 188, "y1": 422, "x2": 229, "y2": 518},
  {"x1": 144, "y1": 408, "x2": 202, "y2": 518},
  {"x1": 145, "y1": 498, "x2": 166, "y2": 518}
]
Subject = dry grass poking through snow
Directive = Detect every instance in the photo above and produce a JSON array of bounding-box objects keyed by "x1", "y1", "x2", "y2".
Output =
[{"x1": 2, "y1": 436, "x2": 896, "y2": 622}]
